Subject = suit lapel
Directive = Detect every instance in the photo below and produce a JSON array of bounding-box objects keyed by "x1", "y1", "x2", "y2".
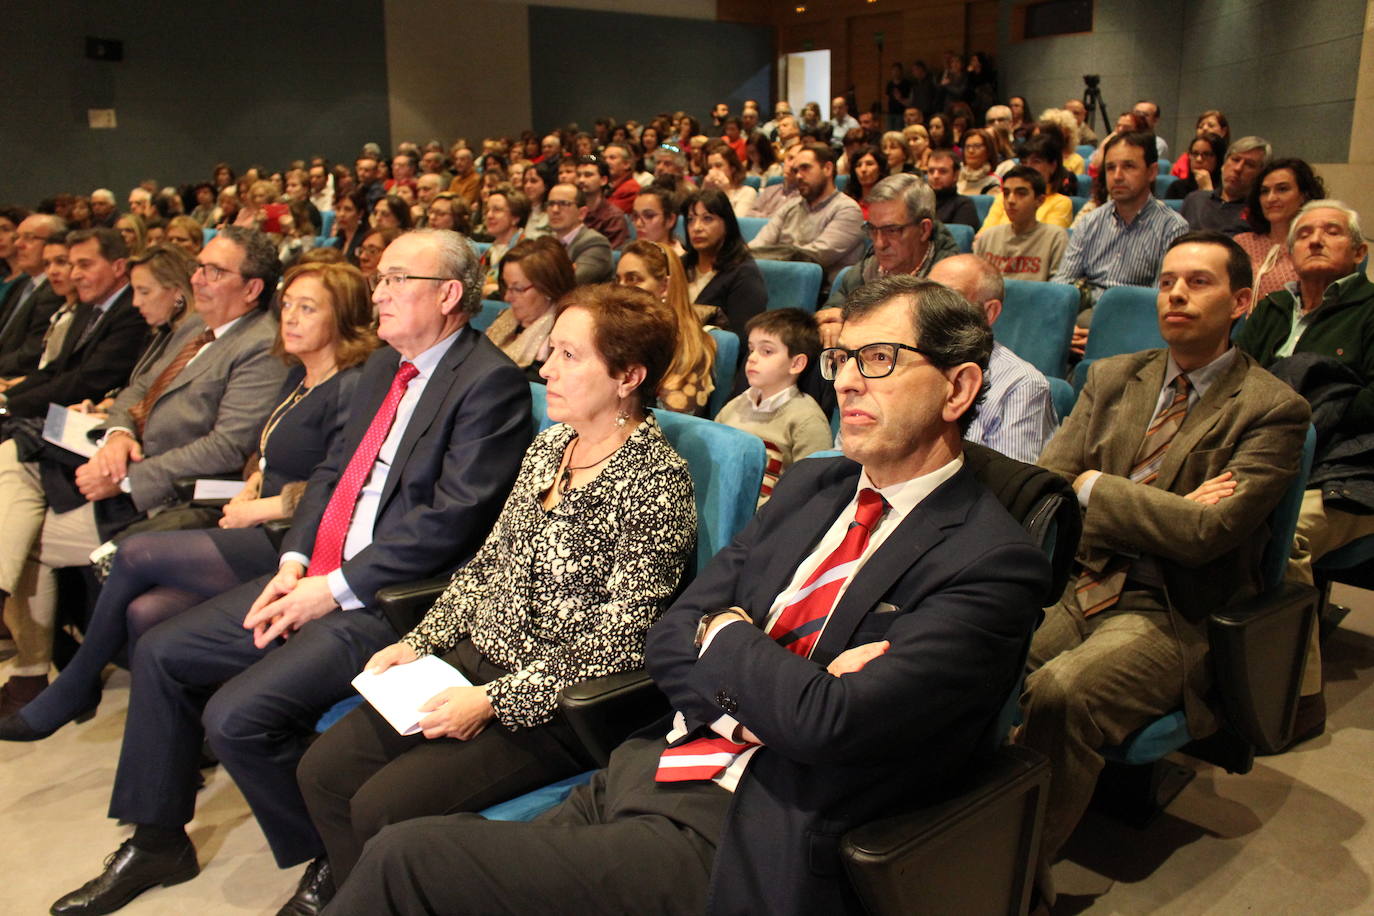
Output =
[
  {"x1": 378, "y1": 328, "x2": 476, "y2": 511},
  {"x1": 811, "y1": 467, "x2": 975, "y2": 664},
  {"x1": 154, "y1": 308, "x2": 261, "y2": 403},
  {"x1": 1104, "y1": 353, "x2": 1169, "y2": 475},
  {"x1": 750, "y1": 473, "x2": 858, "y2": 620}
]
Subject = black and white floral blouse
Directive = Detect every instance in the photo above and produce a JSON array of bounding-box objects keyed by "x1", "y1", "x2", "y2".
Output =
[{"x1": 400, "y1": 412, "x2": 696, "y2": 729}]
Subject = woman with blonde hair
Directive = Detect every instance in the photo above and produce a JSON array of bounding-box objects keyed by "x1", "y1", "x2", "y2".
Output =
[
  {"x1": 1039, "y1": 108, "x2": 1086, "y2": 174},
  {"x1": 115, "y1": 213, "x2": 147, "y2": 257},
  {"x1": 615, "y1": 239, "x2": 716, "y2": 415},
  {"x1": 881, "y1": 131, "x2": 913, "y2": 174},
  {"x1": 164, "y1": 215, "x2": 203, "y2": 255},
  {"x1": 902, "y1": 124, "x2": 932, "y2": 172}
]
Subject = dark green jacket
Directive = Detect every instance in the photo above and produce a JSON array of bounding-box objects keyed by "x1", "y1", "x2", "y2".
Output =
[{"x1": 1236, "y1": 271, "x2": 1374, "y2": 434}]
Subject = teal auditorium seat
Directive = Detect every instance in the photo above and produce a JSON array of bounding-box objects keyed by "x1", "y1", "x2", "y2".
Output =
[
  {"x1": 471, "y1": 240, "x2": 491, "y2": 258},
  {"x1": 1070, "y1": 195, "x2": 1088, "y2": 216},
  {"x1": 736, "y1": 216, "x2": 768, "y2": 242},
  {"x1": 1076, "y1": 174, "x2": 1093, "y2": 197},
  {"x1": 757, "y1": 259, "x2": 823, "y2": 313},
  {"x1": 528, "y1": 380, "x2": 551, "y2": 432},
  {"x1": 835, "y1": 174, "x2": 849, "y2": 192},
  {"x1": 766, "y1": 174, "x2": 784, "y2": 186},
  {"x1": 947, "y1": 223, "x2": 974, "y2": 254},
  {"x1": 1074, "y1": 285, "x2": 1166, "y2": 393},
  {"x1": 1049, "y1": 377, "x2": 1076, "y2": 421},
  {"x1": 1093, "y1": 426, "x2": 1318, "y2": 824},
  {"x1": 1154, "y1": 176, "x2": 1178, "y2": 198},
  {"x1": 319, "y1": 210, "x2": 334, "y2": 237},
  {"x1": 999, "y1": 280, "x2": 1079, "y2": 378},
  {"x1": 705, "y1": 327, "x2": 739, "y2": 419},
  {"x1": 314, "y1": 236, "x2": 340, "y2": 249},
  {"x1": 743, "y1": 175, "x2": 761, "y2": 190},
  {"x1": 970, "y1": 194, "x2": 996, "y2": 227},
  {"x1": 1076, "y1": 144, "x2": 1095, "y2": 160},
  {"x1": 1164, "y1": 198, "x2": 1184, "y2": 212},
  {"x1": 202, "y1": 228, "x2": 217, "y2": 244},
  {"x1": 470, "y1": 300, "x2": 505, "y2": 332}
]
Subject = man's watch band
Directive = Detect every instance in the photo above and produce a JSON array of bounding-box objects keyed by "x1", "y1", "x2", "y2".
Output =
[{"x1": 694, "y1": 607, "x2": 748, "y2": 649}]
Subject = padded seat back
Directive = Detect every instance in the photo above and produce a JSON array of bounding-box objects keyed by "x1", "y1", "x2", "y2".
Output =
[
  {"x1": 705, "y1": 327, "x2": 739, "y2": 419},
  {"x1": 757, "y1": 259, "x2": 823, "y2": 313},
  {"x1": 999, "y1": 280, "x2": 1079, "y2": 378}
]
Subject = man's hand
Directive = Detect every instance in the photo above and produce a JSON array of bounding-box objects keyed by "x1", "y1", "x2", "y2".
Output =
[
  {"x1": 1184, "y1": 471, "x2": 1236, "y2": 505},
  {"x1": 704, "y1": 607, "x2": 752, "y2": 644},
  {"x1": 1070, "y1": 325, "x2": 1090, "y2": 357},
  {"x1": 416, "y1": 685, "x2": 495, "y2": 740},
  {"x1": 816, "y1": 306, "x2": 843, "y2": 349},
  {"x1": 242, "y1": 562, "x2": 339, "y2": 648},
  {"x1": 365, "y1": 642, "x2": 419, "y2": 675},
  {"x1": 90, "y1": 432, "x2": 142, "y2": 482},
  {"x1": 74, "y1": 461, "x2": 123, "y2": 501},
  {"x1": 827, "y1": 640, "x2": 890, "y2": 676}
]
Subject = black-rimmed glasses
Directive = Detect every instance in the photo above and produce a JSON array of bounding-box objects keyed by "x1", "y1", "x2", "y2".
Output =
[{"x1": 820, "y1": 342, "x2": 927, "y2": 380}]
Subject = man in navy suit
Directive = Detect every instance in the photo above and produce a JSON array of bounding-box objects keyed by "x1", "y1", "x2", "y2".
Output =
[
  {"x1": 326, "y1": 274, "x2": 1051, "y2": 915},
  {"x1": 51, "y1": 229, "x2": 532, "y2": 916}
]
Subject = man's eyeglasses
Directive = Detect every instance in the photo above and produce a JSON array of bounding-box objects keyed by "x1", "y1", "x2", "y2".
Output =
[
  {"x1": 545, "y1": 199, "x2": 579, "y2": 210},
  {"x1": 373, "y1": 272, "x2": 455, "y2": 290},
  {"x1": 862, "y1": 221, "x2": 916, "y2": 240},
  {"x1": 820, "y1": 342, "x2": 927, "y2": 380},
  {"x1": 193, "y1": 262, "x2": 245, "y2": 282}
]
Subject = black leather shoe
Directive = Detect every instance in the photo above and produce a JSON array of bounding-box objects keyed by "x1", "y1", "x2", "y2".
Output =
[
  {"x1": 0, "y1": 712, "x2": 56, "y2": 742},
  {"x1": 51, "y1": 839, "x2": 198, "y2": 915},
  {"x1": 276, "y1": 858, "x2": 334, "y2": 916}
]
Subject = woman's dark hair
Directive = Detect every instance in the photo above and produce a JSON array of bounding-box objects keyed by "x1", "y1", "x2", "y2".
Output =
[
  {"x1": 1020, "y1": 131, "x2": 1074, "y2": 196},
  {"x1": 503, "y1": 236, "x2": 576, "y2": 303},
  {"x1": 334, "y1": 189, "x2": 368, "y2": 225},
  {"x1": 746, "y1": 134, "x2": 777, "y2": 173},
  {"x1": 844, "y1": 145, "x2": 889, "y2": 205},
  {"x1": 927, "y1": 113, "x2": 953, "y2": 150},
  {"x1": 1188, "y1": 132, "x2": 1229, "y2": 190},
  {"x1": 374, "y1": 195, "x2": 413, "y2": 230},
  {"x1": 1244, "y1": 158, "x2": 1326, "y2": 235},
  {"x1": 680, "y1": 188, "x2": 751, "y2": 271}
]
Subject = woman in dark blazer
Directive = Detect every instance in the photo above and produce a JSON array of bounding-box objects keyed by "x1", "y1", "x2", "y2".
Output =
[
  {"x1": 682, "y1": 188, "x2": 768, "y2": 333},
  {"x1": 0, "y1": 260, "x2": 379, "y2": 739}
]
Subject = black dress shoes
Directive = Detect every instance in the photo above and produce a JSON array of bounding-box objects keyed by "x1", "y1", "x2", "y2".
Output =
[
  {"x1": 276, "y1": 858, "x2": 335, "y2": 916},
  {"x1": 50, "y1": 839, "x2": 199, "y2": 915},
  {"x1": 0, "y1": 712, "x2": 56, "y2": 742}
]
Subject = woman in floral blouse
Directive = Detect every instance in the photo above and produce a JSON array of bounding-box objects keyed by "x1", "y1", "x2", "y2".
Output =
[{"x1": 297, "y1": 283, "x2": 698, "y2": 891}]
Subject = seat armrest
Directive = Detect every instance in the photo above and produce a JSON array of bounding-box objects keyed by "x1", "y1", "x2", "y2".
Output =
[
  {"x1": 374, "y1": 575, "x2": 451, "y2": 636},
  {"x1": 841, "y1": 744, "x2": 1049, "y2": 916},
  {"x1": 1208, "y1": 580, "x2": 1318, "y2": 754},
  {"x1": 558, "y1": 669, "x2": 669, "y2": 768},
  {"x1": 262, "y1": 519, "x2": 292, "y2": 553}
]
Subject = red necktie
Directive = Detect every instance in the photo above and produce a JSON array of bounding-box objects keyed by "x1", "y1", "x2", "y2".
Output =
[
  {"x1": 656, "y1": 488, "x2": 888, "y2": 783},
  {"x1": 307, "y1": 361, "x2": 420, "y2": 577}
]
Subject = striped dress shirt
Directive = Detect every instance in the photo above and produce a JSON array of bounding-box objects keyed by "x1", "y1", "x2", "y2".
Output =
[
  {"x1": 965, "y1": 342, "x2": 1059, "y2": 463},
  {"x1": 1052, "y1": 197, "x2": 1188, "y2": 298}
]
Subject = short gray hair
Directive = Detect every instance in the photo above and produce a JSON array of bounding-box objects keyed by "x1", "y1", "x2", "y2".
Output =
[
  {"x1": 1229, "y1": 136, "x2": 1272, "y2": 164},
  {"x1": 1288, "y1": 199, "x2": 1365, "y2": 252},
  {"x1": 30, "y1": 213, "x2": 68, "y2": 238},
  {"x1": 217, "y1": 225, "x2": 281, "y2": 307},
  {"x1": 866, "y1": 172, "x2": 936, "y2": 224},
  {"x1": 91, "y1": 188, "x2": 115, "y2": 205},
  {"x1": 129, "y1": 187, "x2": 152, "y2": 204},
  {"x1": 407, "y1": 228, "x2": 483, "y2": 318}
]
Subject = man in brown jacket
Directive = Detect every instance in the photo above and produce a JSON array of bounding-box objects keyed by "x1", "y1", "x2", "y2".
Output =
[{"x1": 1022, "y1": 231, "x2": 1310, "y2": 901}]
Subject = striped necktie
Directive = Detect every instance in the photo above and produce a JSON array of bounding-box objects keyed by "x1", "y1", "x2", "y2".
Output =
[
  {"x1": 1074, "y1": 374, "x2": 1191, "y2": 617},
  {"x1": 656, "y1": 488, "x2": 888, "y2": 783}
]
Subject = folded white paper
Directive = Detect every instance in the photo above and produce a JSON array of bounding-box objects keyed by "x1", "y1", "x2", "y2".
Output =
[
  {"x1": 41, "y1": 403, "x2": 103, "y2": 458},
  {"x1": 193, "y1": 478, "x2": 247, "y2": 500},
  {"x1": 350, "y1": 654, "x2": 473, "y2": 736}
]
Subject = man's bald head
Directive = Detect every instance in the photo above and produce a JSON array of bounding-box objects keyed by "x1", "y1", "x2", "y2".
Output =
[{"x1": 929, "y1": 254, "x2": 1005, "y2": 326}]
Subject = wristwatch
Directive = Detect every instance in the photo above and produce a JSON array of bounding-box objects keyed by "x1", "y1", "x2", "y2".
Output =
[{"x1": 694, "y1": 607, "x2": 749, "y2": 649}]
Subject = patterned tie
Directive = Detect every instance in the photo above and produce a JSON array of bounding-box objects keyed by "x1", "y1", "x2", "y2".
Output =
[
  {"x1": 39, "y1": 303, "x2": 77, "y2": 369},
  {"x1": 127, "y1": 328, "x2": 216, "y2": 436},
  {"x1": 307, "y1": 361, "x2": 420, "y2": 577},
  {"x1": 656, "y1": 488, "x2": 888, "y2": 783},
  {"x1": 1074, "y1": 375, "x2": 1192, "y2": 617}
]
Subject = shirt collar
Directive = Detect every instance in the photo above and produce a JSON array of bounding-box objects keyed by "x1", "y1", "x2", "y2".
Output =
[
  {"x1": 559, "y1": 224, "x2": 583, "y2": 246},
  {"x1": 747, "y1": 384, "x2": 799, "y2": 411},
  {"x1": 211, "y1": 313, "x2": 247, "y2": 338},
  {"x1": 806, "y1": 188, "x2": 840, "y2": 212},
  {"x1": 856, "y1": 454, "x2": 964, "y2": 526},
  {"x1": 406, "y1": 326, "x2": 464, "y2": 379},
  {"x1": 1163, "y1": 346, "x2": 1238, "y2": 399},
  {"x1": 92, "y1": 283, "x2": 129, "y2": 314}
]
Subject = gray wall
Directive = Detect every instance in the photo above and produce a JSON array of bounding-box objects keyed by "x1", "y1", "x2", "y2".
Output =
[
  {"x1": 998, "y1": 0, "x2": 1364, "y2": 164},
  {"x1": 528, "y1": 6, "x2": 772, "y2": 132},
  {"x1": 1, "y1": 1, "x2": 390, "y2": 206}
]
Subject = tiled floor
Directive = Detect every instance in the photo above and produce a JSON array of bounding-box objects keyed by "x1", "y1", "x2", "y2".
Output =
[{"x1": 3, "y1": 584, "x2": 1372, "y2": 914}]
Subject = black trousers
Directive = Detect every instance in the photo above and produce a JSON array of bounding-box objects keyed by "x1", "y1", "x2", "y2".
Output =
[
  {"x1": 297, "y1": 638, "x2": 595, "y2": 883},
  {"x1": 325, "y1": 735, "x2": 732, "y2": 916},
  {"x1": 108, "y1": 574, "x2": 397, "y2": 867}
]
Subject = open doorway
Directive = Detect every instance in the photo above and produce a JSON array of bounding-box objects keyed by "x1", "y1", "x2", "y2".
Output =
[{"x1": 779, "y1": 49, "x2": 831, "y2": 118}]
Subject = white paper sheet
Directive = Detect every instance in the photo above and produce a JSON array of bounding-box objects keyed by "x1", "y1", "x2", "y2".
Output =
[
  {"x1": 40, "y1": 403, "x2": 104, "y2": 458},
  {"x1": 350, "y1": 654, "x2": 473, "y2": 736},
  {"x1": 192, "y1": 478, "x2": 247, "y2": 500}
]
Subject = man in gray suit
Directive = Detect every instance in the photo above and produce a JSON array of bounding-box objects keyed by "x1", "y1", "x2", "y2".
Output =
[
  {"x1": 546, "y1": 183, "x2": 613, "y2": 284},
  {"x1": 0, "y1": 226, "x2": 287, "y2": 715}
]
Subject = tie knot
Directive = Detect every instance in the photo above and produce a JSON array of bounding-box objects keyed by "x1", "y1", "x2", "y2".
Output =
[
  {"x1": 854, "y1": 487, "x2": 887, "y2": 530},
  {"x1": 396, "y1": 362, "x2": 420, "y2": 385},
  {"x1": 1173, "y1": 374, "x2": 1190, "y2": 397}
]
